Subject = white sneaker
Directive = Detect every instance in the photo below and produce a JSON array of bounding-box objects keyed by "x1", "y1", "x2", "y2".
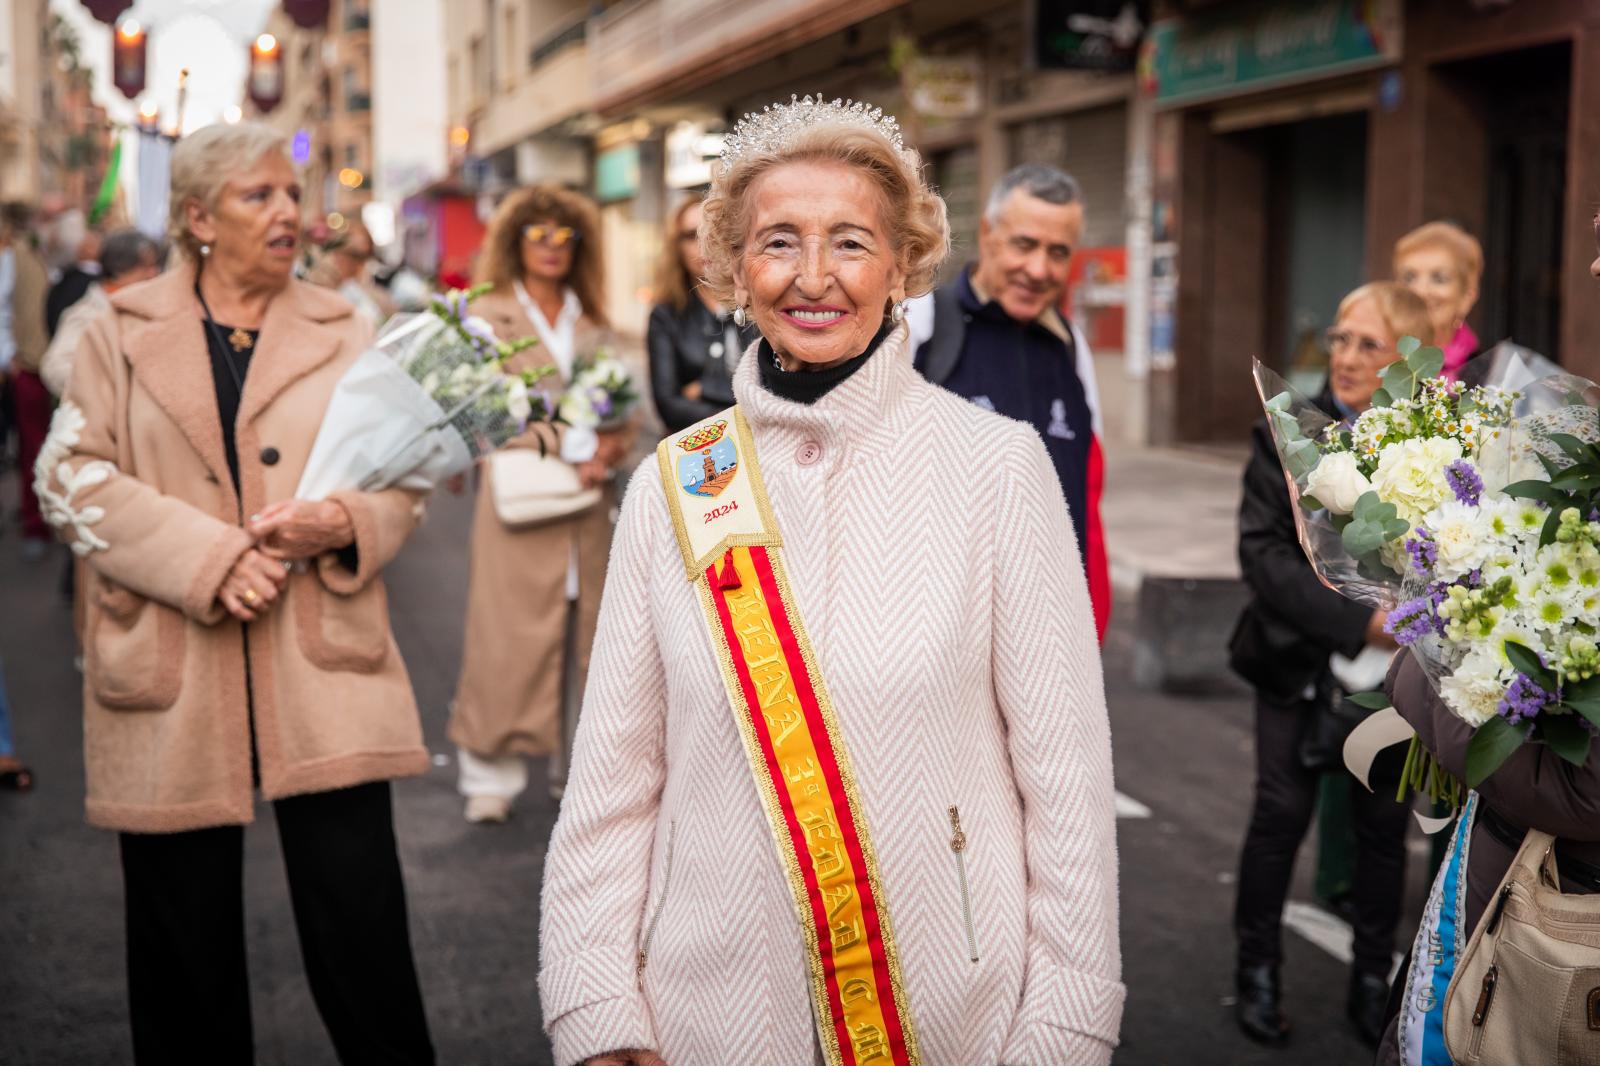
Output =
[{"x1": 464, "y1": 795, "x2": 512, "y2": 824}]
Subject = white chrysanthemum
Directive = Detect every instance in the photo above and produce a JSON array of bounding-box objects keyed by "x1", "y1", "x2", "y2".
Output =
[
  {"x1": 1439, "y1": 646, "x2": 1509, "y2": 727},
  {"x1": 1306, "y1": 451, "x2": 1371, "y2": 515},
  {"x1": 1507, "y1": 499, "x2": 1549, "y2": 544},
  {"x1": 559, "y1": 385, "x2": 597, "y2": 429},
  {"x1": 1424, "y1": 499, "x2": 1496, "y2": 581},
  {"x1": 505, "y1": 377, "x2": 532, "y2": 424},
  {"x1": 1371, "y1": 437, "x2": 1464, "y2": 526}
]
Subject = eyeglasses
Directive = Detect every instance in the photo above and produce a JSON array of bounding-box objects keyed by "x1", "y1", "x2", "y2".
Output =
[
  {"x1": 1325, "y1": 328, "x2": 1393, "y2": 360},
  {"x1": 523, "y1": 224, "x2": 579, "y2": 249}
]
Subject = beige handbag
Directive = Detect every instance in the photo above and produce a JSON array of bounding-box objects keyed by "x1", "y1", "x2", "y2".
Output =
[
  {"x1": 487, "y1": 449, "x2": 600, "y2": 528},
  {"x1": 1444, "y1": 826, "x2": 1600, "y2": 1065}
]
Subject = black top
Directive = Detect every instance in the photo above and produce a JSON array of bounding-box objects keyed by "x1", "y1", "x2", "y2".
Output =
[
  {"x1": 1228, "y1": 383, "x2": 1374, "y2": 704},
  {"x1": 202, "y1": 319, "x2": 256, "y2": 490},
  {"x1": 46, "y1": 265, "x2": 97, "y2": 337},
  {"x1": 914, "y1": 268, "x2": 1094, "y2": 559},
  {"x1": 757, "y1": 322, "x2": 890, "y2": 406},
  {"x1": 646, "y1": 299, "x2": 756, "y2": 431}
]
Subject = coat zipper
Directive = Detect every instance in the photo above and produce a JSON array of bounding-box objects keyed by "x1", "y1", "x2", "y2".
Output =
[
  {"x1": 948, "y1": 805, "x2": 979, "y2": 963},
  {"x1": 637, "y1": 819, "x2": 678, "y2": 976},
  {"x1": 1469, "y1": 962, "x2": 1498, "y2": 1055}
]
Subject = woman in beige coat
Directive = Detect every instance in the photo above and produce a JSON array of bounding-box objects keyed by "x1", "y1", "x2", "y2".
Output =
[
  {"x1": 34, "y1": 123, "x2": 433, "y2": 1064},
  {"x1": 448, "y1": 185, "x2": 632, "y2": 822}
]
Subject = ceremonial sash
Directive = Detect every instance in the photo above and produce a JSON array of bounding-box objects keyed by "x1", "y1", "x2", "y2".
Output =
[
  {"x1": 656, "y1": 408, "x2": 920, "y2": 1066},
  {"x1": 1399, "y1": 792, "x2": 1478, "y2": 1066}
]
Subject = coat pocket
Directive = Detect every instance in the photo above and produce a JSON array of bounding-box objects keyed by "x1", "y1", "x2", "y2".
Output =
[
  {"x1": 637, "y1": 819, "x2": 679, "y2": 978},
  {"x1": 948, "y1": 805, "x2": 980, "y2": 964},
  {"x1": 293, "y1": 572, "x2": 390, "y2": 674},
  {"x1": 88, "y1": 581, "x2": 185, "y2": 711}
]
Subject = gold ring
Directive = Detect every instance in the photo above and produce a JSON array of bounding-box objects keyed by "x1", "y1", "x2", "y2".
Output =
[{"x1": 243, "y1": 589, "x2": 259, "y2": 605}]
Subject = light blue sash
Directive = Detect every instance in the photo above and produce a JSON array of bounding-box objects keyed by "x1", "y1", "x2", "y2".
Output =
[{"x1": 1399, "y1": 792, "x2": 1478, "y2": 1066}]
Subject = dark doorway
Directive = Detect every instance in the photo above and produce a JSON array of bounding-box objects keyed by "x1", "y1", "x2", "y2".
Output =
[{"x1": 1439, "y1": 42, "x2": 1570, "y2": 362}]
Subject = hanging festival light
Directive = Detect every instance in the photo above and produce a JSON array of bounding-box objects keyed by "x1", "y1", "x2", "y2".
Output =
[
  {"x1": 112, "y1": 18, "x2": 146, "y2": 100},
  {"x1": 282, "y1": 0, "x2": 331, "y2": 30},
  {"x1": 80, "y1": 0, "x2": 133, "y2": 25},
  {"x1": 247, "y1": 33, "x2": 284, "y2": 113}
]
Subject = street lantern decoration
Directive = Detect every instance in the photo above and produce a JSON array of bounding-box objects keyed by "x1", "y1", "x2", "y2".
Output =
[
  {"x1": 112, "y1": 19, "x2": 146, "y2": 100},
  {"x1": 248, "y1": 34, "x2": 284, "y2": 114},
  {"x1": 282, "y1": 0, "x2": 331, "y2": 30},
  {"x1": 80, "y1": 0, "x2": 133, "y2": 25}
]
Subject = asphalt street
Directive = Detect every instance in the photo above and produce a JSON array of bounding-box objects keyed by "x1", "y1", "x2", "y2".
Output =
[{"x1": 0, "y1": 468, "x2": 1430, "y2": 1065}]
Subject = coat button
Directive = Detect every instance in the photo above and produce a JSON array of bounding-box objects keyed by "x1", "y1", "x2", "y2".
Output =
[
  {"x1": 260, "y1": 447, "x2": 280, "y2": 466},
  {"x1": 796, "y1": 441, "x2": 822, "y2": 466}
]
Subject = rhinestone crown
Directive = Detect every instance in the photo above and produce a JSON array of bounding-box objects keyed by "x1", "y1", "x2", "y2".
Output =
[{"x1": 719, "y1": 95, "x2": 910, "y2": 173}]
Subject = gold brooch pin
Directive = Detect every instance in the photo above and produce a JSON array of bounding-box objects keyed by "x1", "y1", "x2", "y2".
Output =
[{"x1": 227, "y1": 327, "x2": 254, "y2": 353}]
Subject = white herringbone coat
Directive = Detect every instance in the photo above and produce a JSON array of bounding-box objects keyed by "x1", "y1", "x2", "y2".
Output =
[{"x1": 539, "y1": 324, "x2": 1123, "y2": 1066}]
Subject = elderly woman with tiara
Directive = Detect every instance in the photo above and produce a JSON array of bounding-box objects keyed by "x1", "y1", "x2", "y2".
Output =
[{"x1": 538, "y1": 97, "x2": 1123, "y2": 1066}]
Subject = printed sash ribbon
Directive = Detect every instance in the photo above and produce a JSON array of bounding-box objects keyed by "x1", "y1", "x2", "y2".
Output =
[{"x1": 656, "y1": 409, "x2": 919, "y2": 1066}]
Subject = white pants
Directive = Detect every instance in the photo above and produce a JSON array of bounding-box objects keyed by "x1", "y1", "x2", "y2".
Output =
[{"x1": 456, "y1": 747, "x2": 528, "y2": 800}]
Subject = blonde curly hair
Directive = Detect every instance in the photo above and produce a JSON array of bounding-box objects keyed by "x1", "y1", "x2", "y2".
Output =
[{"x1": 698, "y1": 120, "x2": 949, "y2": 308}]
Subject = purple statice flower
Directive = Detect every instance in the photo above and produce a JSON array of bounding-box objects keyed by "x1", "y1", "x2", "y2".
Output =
[
  {"x1": 1445, "y1": 460, "x2": 1483, "y2": 506},
  {"x1": 1384, "y1": 593, "x2": 1444, "y2": 646},
  {"x1": 451, "y1": 292, "x2": 471, "y2": 323},
  {"x1": 1406, "y1": 528, "x2": 1438, "y2": 574},
  {"x1": 1498, "y1": 672, "x2": 1554, "y2": 725},
  {"x1": 459, "y1": 316, "x2": 498, "y2": 355},
  {"x1": 590, "y1": 387, "x2": 614, "y2": 421},
  {"x1": 1467, "y1": 568, "x2": 1483, "y2": 587}
]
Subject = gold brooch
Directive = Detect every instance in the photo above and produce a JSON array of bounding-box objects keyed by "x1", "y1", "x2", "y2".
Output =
[{"x1": 227, "y1": 327, "x2": 254, "y2": 353}]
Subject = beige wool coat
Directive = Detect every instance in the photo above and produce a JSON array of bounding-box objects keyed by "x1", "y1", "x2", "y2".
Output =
[
  {"x1": 35, "y1": 267, "x2": 430, "y2": 834},
  {"x1": 448, "y1": 288, "x2": 624, "y2": 759}
]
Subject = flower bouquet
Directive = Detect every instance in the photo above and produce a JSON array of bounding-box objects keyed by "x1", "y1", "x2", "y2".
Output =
[
  {"x1": 1255, "y1": 338, "x2": 1600, "y2": 804},
  {"x1": 543, "y1": 350, "x2": 639, "y2": 462},
  {"x1": 295, "y1": 284, "x2": 556, "y2": 499}
]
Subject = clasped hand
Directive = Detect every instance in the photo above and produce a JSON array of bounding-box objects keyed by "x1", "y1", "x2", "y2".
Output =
[{"x1": 217, "y1": 500, "x2": 355, "y2": 622}]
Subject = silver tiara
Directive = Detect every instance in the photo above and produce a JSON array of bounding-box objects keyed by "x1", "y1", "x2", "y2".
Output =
[{"x1": 719, "y1": 95, "x2": 909, "y2": 172}]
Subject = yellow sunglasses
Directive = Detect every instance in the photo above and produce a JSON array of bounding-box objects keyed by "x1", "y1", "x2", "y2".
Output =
[{"x1": 523, "y1": 224, "x2": 579, "y2": 248}]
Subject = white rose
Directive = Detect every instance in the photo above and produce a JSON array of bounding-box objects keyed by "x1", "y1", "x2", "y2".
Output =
[
  {"x1": 1305, "y1": 451, "x2": 1370, "y2": 515},
  {"x1": 1370, "y1": 437, "x2": 1464, "y2": 526},
  {"x1": 505, "y1": 377, "x2": 532, "y2": 424}
]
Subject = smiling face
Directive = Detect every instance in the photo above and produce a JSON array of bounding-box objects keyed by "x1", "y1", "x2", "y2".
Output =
[
  {"x1": 1328, "y1": 294, "x2": 1402, "y2": 412},
  {"x1": 972, "y1": 189, "x2": 1083, "y2": 323},
  {"x1": 185, "y1": 150, "x2": 301, "y2": 288},
  {"x1": 1397, "y1": 244, "x2": 1477, "y2": 344},
  {"x1": 733, "y1": 160, "x2": 905, "y2": 370}
]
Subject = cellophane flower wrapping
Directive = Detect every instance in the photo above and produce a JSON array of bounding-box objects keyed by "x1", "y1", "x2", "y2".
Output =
[
  {"x1": 1253, "y1": 339, "x2": 1600, "y2": 787},
  {"x1": 295, "y1": 291, "x2": 547, "y2": 499}
]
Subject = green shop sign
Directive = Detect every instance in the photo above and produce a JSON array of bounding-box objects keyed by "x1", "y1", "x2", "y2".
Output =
[
  {"x1": 1143, "y1": 0, "x2": 1401, "y2": 108},
  {"x1": 594, "y1": 143, "x2": 640, "y2": 204}
]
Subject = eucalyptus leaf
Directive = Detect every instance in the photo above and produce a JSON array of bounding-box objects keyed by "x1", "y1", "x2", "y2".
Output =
[
  {"x1": 1398, "y1": 335, "x2": 1421, "y2": 357},
  {"x1": 1538, "y1": 715, "x2": 1593, "y2": 768},
  {"x1": 1370, "y1": 388, "x2": 1394, "y2": 409},
  {"x1": 1342, "y1": 519, "x2": 1388, "y2": 556},
  {"x1": 1465, "y1": 716, "x2": 1531, "y2": 787},
  {"x1": 1406, "y1": 346, "x2": 1444, "y2": 380},
  {"x1": 1284, "y1": 438, "x2": 1320, "y2": 481}
]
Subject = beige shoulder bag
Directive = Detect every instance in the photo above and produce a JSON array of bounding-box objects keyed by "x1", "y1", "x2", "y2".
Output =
[
  {"x1": 1444, "y1": 826, "x2": 1600, "y2": 1064},
  {"x1": 487, "y1": 449, "x2": 600, "y2": 528}
]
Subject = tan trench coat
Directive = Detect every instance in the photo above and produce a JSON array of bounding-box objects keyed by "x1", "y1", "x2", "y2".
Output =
[
  {"x1": 38, "y1": 268, "x2": 429, "y2": 833},
  {"x1": 448, "y1": 288, "x2": 623, "y2": 759}
]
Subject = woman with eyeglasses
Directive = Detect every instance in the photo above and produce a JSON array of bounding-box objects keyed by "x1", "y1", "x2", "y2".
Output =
[
  {"x1": 1228, "y1": 281, "x2": 1433, "y2": 1049},
  {"x1": 447, "y1": 184, "x2": 632, "y2": 822},
  {"x1": 645, "y1": 193, "x2": 756, "y2": 432}
]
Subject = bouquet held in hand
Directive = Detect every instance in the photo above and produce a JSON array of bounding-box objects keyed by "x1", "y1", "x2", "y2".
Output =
[
  {"x1": 295, "y1": 284, "x2": 554, "y2": 499},
  {"x1": 1255, "y1": 338, "x2": 1600, "y2": 802}
]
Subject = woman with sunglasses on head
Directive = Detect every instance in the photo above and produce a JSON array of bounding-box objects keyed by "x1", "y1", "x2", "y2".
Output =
[
  {"x1": 447, "y1": 185, "x2": 633, "y2": 822},
  {"x1": 1229, "y1": 282, "x2": 1433, "y2": 1050},
  {"x1": 645, "y1": 193, "x2": 757, "y2": 432}
]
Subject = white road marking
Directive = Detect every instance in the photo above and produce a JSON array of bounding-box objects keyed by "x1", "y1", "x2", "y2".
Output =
[
  {"x1": 1115, "y1": 791, "x2": 1152, "y2": 819},
  {"x1": 1283, "y1": 901, "x2": 1405, "y2": 981}
]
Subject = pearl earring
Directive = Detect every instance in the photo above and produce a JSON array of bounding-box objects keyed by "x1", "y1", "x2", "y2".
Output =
[
  {"x1": 732, "y1": 306, "x2": 747, "y2": 328},
  {"x1": 890, "y1": 300, "x2": 906, "y2": 324},
  {"x1": 199, "y1": 244, "x2": 211, "y2": 258}
]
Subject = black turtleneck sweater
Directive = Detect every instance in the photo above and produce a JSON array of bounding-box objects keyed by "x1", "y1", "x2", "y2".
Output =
[{"x1": 757, "y1": 323, "x2": 890, "y2": 405}]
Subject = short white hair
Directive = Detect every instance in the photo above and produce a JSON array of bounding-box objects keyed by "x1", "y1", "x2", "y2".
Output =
[
  {"x1": 984, "y1": 163, "x2": 1082, "y2": 223},
  {"x1": 168, "y1": 122, "x2": 289, "y2": 258}
]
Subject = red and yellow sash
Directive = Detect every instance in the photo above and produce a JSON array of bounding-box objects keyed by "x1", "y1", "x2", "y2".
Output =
[{"x1": 657, "y1": 409, "x2": 919, "y2": 1066}]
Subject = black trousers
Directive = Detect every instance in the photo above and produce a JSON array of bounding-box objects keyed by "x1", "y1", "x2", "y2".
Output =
[
  {"x1": 1234, "y1": 694, "x2": 1410, "y2": 977},
  {"x1": 119, "y1": 781, "x2": 435, "y2": 1066}
]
